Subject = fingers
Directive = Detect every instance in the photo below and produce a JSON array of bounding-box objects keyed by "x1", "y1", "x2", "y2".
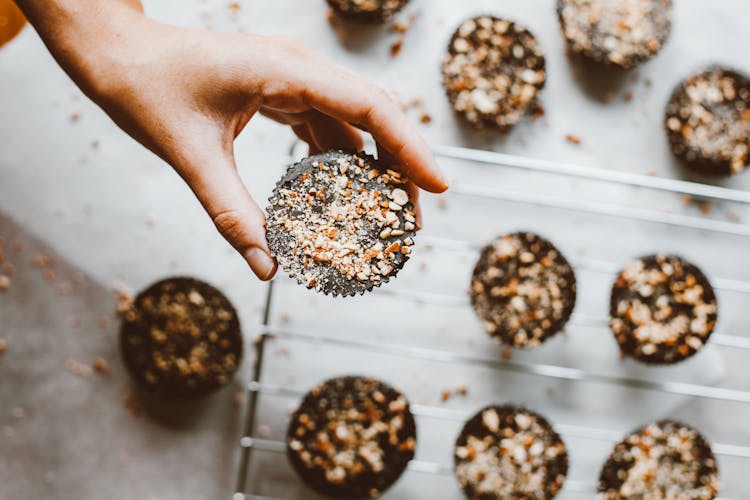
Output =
[
  {"x1": 182, "y1": 153, "x2": 277, "y2": 280},
  {"x1": 298, "y1": 65, "x2": 448, "y2": 193},
  {"x1": 291, "y1": 124, "x2": 322, "y2": 155},
  {"x1": 306, "y1": 114, "x2": 363, "y2": 153}
]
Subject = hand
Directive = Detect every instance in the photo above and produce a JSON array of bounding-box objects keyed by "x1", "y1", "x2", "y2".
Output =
[{"x1": 16, "y1": 1, "x2": 448, "y2": 280}]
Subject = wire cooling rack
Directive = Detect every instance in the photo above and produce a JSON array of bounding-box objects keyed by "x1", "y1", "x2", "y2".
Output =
[{"x1": 233, "y1": 144, "x2": 750, "y2": 500}]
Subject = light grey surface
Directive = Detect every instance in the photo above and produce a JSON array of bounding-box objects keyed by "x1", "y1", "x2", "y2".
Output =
[{"x1": 1, "y1": 1, "x2": 749, "y2": 499}]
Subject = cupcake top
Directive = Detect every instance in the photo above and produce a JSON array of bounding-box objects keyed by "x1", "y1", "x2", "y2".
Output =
[
  {"x1": 665, "y1": 67, "x2": 750, "y2": 176},
  {"x1": 266, "y1": 151, "x2": 416, "y2": 297},
  {"x1": 470, "y1": 232, "x2": 577, "y2": 347},
  {"x1": 442, "y1": 16, "x2": 546, "y2": 131},
  {"x1": 326, "y1": 0, "x2": 409, "y2": 23},
  {"x1": 119, "y1": 277, "x2": 242, "y2": 397},
  {"x1": 454, "y1": 405, "x2": 569, "y2": 499},
  {"x1": 598, "y1": 420, "x2": 719, "y2": 500},
  {"x1": 609, "y1": 254, "x2": 718, "y2": 364},
  {"x1": 557, "y1": 0, "x2": 673, "y2": 68},
  {"x1": 286, "y1": 376, "x2": 416, "y2": 498}
]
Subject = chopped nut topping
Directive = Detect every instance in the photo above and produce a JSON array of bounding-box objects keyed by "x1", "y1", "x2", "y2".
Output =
[
  {"x1": 598, "y1": 420, "x2": 718, "y2": 499},
  {"x1": 267, "y1": 151, "x2": 416, "y2": 297},
  {"x1": 665, "y1": 67, "x2": 750, "y2": 175},
  {"x1": 609, "y1": 255, "x2": 717, "y2": 364},
  {"x1": 442, "y1": 17, "x2": 546, "y2": 130},
  {"x1": 455, "y1": 406, "x2": 568, "y2": 499},
  {"x1": 326, "y1": 0, "x2": 409, "y2": 23},
  {"x1": 287, "y1": 376, "x2": 415, "y2": 497},
  {"x1": 558, "y1": 0, "x2": 673, "y2": 68},
  {"x1": 470, "y1": 232, "x2": 577, "y2": 348},
  {"x1": 120, "y1": 278, "x2": 241, "y2": 396}
]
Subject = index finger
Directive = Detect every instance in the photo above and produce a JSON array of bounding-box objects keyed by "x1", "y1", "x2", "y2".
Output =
[{"x1": 298, "y1": 64, "x2": 449, "y2": 193}]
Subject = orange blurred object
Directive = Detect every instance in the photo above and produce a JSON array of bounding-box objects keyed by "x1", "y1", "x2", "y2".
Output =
[{"x1": 0, "y1": 0, "x2": 26, "y2": 47}]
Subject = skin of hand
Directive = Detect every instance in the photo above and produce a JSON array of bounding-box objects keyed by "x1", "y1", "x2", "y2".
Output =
[{"x1": 13, "y1": 0, "x2": 448, "y2": 280}]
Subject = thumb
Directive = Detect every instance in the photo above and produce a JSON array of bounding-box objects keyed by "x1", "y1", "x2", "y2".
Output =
[{"x1": 182, "y1": 152, "x2": 277, "y2": 280}]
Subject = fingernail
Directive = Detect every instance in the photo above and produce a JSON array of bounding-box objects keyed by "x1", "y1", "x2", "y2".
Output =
[{"x1": 244, "y1": 248, "x2": 277, "y2": 280}]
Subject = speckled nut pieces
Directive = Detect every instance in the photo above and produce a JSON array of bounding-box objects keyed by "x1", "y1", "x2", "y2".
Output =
[
  {"x1": 557, "y1": 0, "x2": 672, "y2": 68},
  {"x1": 327, "y1": 0, "x2": 409, "y2": 24},
  {"x1": 470, "y1": 232, "x2": 577, "y2": 348},
  {"x1": 454, "y1": 405, "x2": 569, "y2": 500},
  {"x1": 665, "y1": 67, "x2": 750, "y2": 176},
  {"x1": 266, "y1": 151, "x2": 416, "y2": 297},
  {"x1": 286, "y1": 376, "x2": 416, "y2": 498},
  {"x1": 609, "y1": 254, "x2": 718, "y2": 364},
  {"x1": 119, "y1": 277, "x2": 242, "y2": 397},
  {"x1": 442, "y1": 16, "x2": 546, "y2": 131},
  {"x1": 598, "y1": 420, "x2": 719, "y2": 499}
]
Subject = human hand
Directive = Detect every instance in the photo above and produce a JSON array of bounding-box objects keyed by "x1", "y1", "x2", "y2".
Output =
[{"x1": 19, "y1": 1, "x2": 447, "y2": 280}]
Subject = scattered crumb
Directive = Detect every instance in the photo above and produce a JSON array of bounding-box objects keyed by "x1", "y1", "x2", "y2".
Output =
[
  {"x1": 0, "y1": 339, "x2": 7, "y2": 355},
  {"x1": 420, "y1": 113, "x2": 432, "y2": 124},
  {"x1": 440, "y1": 389, "x2": 451, "y2": 402},
  {"x1": 681, "y1": 195, "x2": 712, "y2": 214},
  {"x1": 228, "y1": 1, "x2": 240, "y2": 13},
  {"x1": 276, "y1": 346, "x2": 290, "y2": 356},
  {"x1": 390, "y1": 39, "x2": 403, "y2": 58},
  {"x1": 531, "y1": 106, "x2": 546, "y2": 120},
  {"x1": 70, "y1": 111, "x2": 80, "y2": 122},
  {"x1": 43, "y1": 270, "x2": 57, "y2": 283},
  {"x1": 0, "y1": 275, "x2": 10, "y2": 291},
  {"x1": 114, "y1": 281, "x2": 134, "y2": 315},
  {"x1": 92, "y1": 357, "x2": 110, "y2": 376},
  {"x1": 624, "y1": 90, "x2": 634, "y2": 102},
  {"x1": 437, "y1": 196, "x2": 448, "y2": 209},
  {"x1": 32, "y1": 253, "x2": 53, "y2": 268},
  {"x1": 279, "y1": 312, "x2": 290, "y2": 325},
  {"x1": 121, "y1": 392, "x2": 143, "y2": 416},
  {"x1": 65, "y1": 357, "x2": 93, "y2": 377},
  {"x1": 565, "y1": 134, "x2": 582, "y2": 145},
  {"x1": 501, "y1": 345, "x2": 513, "y2": 360},
  {"x1": 145, "y1": 214, "x2": 157, "y2": 227},
  {"x1": 391, "y1": 21, "x2": 409, "y2": 34},
  {"x1": 646, "y1": 171, "x2": 658, "y2": 177},
  {"x1": 257, "y1": 424, "x2": 271, "y2": 438},
  {"x1": 233, "y1": 390, "x2": 245, "y2": 409},
  {"x1": 440, "y1": 385, "x2": 469, "y2": 402}
]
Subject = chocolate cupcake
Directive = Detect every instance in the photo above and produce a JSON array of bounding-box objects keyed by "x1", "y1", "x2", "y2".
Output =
[
  {"x1": 609, "y1": 254, "x2": 718, "y2": 364},
  {"x1": 557, "y1": 0, "x2": 672, "y2": 68},
  {"x1": 470, "y1": 232, "x2": 577, "y2": 348},
  {"x1": 327, "y1": 0, "x2": 409, "y2": 24},
  {"x1": 598, "y1": 420, "x2": 719, "y2": 499},
  {"x1": 454, "y1": 405, "x2": 568, "y2": 499},
  {"x1": 286, "y1": 376, "x2": 416, "y2": 498},
  {"x1": 266, "y1": 151, "x2": 416, "y2": 297},
  {"x1": 665, "y1": 67, "x2": 750, "y2": 176},
  {"x1": 119, "y1": 277, "x2": 242, "y2": 397},
  {"x1": 442, "y1": 16, "x2": 546, "y2": 131}
]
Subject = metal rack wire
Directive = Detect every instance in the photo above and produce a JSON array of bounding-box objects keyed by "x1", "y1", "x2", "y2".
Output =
[{"x1": 234, "y1": 145, "x2": 750, "y2": 500}]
